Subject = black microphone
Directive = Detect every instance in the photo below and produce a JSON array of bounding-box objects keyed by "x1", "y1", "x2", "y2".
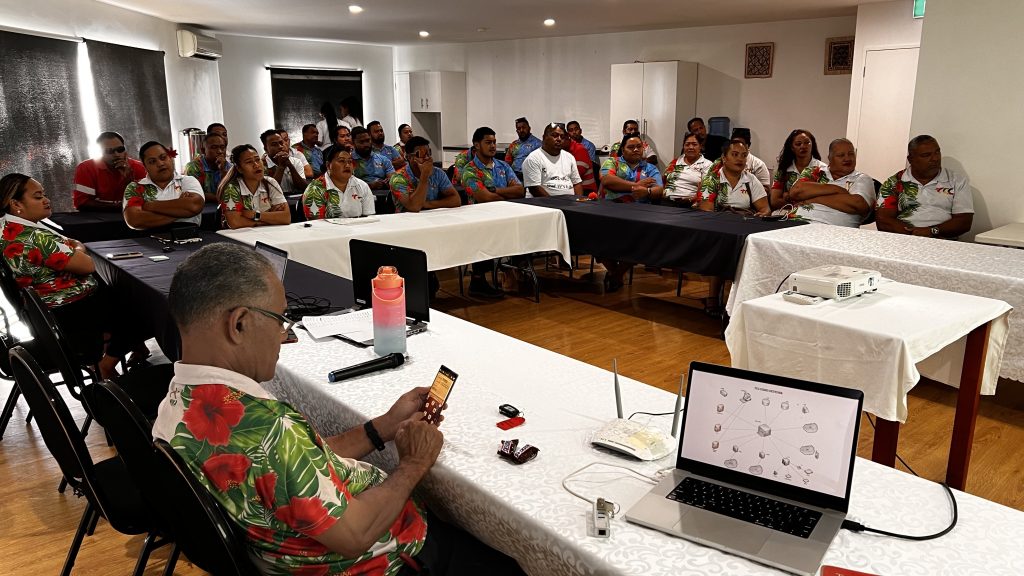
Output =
[{"x1": 328, "y1": 353, "x2": 405, "y2": 383}]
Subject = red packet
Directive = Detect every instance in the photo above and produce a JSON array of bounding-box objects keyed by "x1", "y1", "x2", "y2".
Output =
[
  {"x1": 821, "y1": 567, "x2": 879, "y2": 576},
  {"x1": 496, "y1": 416, "x2": 525, "y2": 430}
]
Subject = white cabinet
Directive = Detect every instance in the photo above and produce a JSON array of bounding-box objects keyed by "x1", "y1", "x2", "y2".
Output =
[
  {"x1": 609, "y1": 61, "x2": 698, "y2": 171},
  {"x1": 394, "y1": 71, "x2": 467, "y2": 160}
]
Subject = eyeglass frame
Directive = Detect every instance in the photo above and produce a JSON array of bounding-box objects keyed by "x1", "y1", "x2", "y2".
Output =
[{"x1": 240, "y1": 306, "x2": 296, "y2": 334}]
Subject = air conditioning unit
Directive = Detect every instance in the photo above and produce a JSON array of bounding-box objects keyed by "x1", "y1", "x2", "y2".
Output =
[{"x1": 176, "y1": 29, "x2": 222, "y2": 60}]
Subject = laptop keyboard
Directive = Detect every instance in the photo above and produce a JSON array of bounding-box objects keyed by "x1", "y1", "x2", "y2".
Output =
[{"x1": 667, "y1": 477, "x2": 822, "y2": 538}]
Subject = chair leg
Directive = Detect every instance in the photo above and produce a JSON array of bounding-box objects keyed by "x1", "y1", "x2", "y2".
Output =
[
  {"x1": 132, "y1": 532, "x2": 159, "y2": 576},
  {"x1": 25, "y1": 408, "x2": 33, "y2": 423},
  {"x1": 676, "y1": 271, "x2": 685, "y2": 297},
  {"x1": 458, "y1": 265, "x2": 466, "y2": 296},
  {"x1": 80, "y1": 414, "x2": 93, "y2": 438},
  {"x1": 163, "y1": 543, "x2": 181, "y2": 576},
  {"x1": 61, "y1": 502, "x2": 94, "y2": 576},
  {"x1": 86, "y1": 506, "x2": 101, "y2": 535},
  {"x1": 628, "y1": 265, "x2": 635, "y2": 285},
  {"x1": 58, "y1": 476, "x2": 68, "y2": 494},
  {"x1": 0, "y1": 382, "x2": 20, "y2": 441}
]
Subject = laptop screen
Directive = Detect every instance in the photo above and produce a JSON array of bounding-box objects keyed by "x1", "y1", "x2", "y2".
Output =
[
  {"x1": 255, "y1": 242, "x2": 288, "y2": 282},
  {"x1": 680, "y1": 363, "x2": 862, "y2": 505},
  {"x1": 349, "y1": 239, "x2": 430, "y2": 323}
]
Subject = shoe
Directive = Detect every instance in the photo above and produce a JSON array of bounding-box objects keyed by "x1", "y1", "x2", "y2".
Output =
[
  {"x1": 604, "y1": 275, "x2": 624, "y2": 293},
  {"x1": 468, "y1": 279, "x2": 505, "y2": 299}
]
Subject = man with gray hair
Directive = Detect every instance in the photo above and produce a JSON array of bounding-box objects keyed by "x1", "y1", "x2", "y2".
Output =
[
  {"x1": 152, "y1": 243, "x2": 523, "y2": 575},
  {"x1": 784, "y1": 138, "x2": 875, "y2": 227},
  {"x1": 875, "y1": 135, "x2": 973, "y2": 238}
]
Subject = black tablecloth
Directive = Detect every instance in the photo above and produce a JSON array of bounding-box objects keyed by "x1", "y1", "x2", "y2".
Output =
[
  {"x1": 45, "y1": 203, "x2": 223, "y2": 242},
  {"x1": 86, "y1": 232, "x2": 353, "y2": 360},
  {"x1": 515, "y1": 196, "x2": 805, "y2": 279}
]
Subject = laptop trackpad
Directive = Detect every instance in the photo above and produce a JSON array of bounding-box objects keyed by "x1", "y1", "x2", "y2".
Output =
[{"x1": 676, "y1": 508, "x2": 771, "y2": 554}]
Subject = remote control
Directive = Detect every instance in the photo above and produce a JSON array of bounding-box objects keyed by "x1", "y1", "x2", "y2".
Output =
[{"x1": 782, "y1": 291, "x2": 825, "y2": 305}]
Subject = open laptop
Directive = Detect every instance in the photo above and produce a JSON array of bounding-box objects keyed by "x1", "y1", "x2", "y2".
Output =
[
  {"x1": 255, "y1": 241, "x2": 288, "y2": 281},
  {"x1": 331, "y1": 239, "x2": 429, "y2": 346},
  {"x1": 625, "y1": 362, "x2": 863, "y2": 576}
]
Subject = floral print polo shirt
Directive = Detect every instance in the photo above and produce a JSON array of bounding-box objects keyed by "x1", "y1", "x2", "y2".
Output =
[{"x1": 0, "y1": 214, "x2": 97, "y2": 306}]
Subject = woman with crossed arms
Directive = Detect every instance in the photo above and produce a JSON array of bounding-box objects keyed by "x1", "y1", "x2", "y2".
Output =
[
  {"x1": 216, "y1": 144, "x2": 291, "y2": 229},
  {"x1": 301, "y1": 145, "x2": 375, "y2": 220}
]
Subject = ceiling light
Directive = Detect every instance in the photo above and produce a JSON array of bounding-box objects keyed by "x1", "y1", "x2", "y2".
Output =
[
  {"x1": 544, "y1": 18, "x2": 556, "y2": 27},
  {"x1": 419, "y1": 30, "x2": 430, "y2": 38},
  {"x1": 477, "y1": 27, "x2": 488, "y2": 33},
  {"x1": 348, "y1": 5, "x2": 363, "y2": 13}
]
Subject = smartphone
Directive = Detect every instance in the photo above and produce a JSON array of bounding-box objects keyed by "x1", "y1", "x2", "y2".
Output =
[
  {"x1": 283, "y1": 327, "x2": 298, "y2": 344},
  {"x1": 107, "y1": 252, "x2": 144, "y2": 260},
  {"x1": 423, "y1": 365, "x2": 457, "y2": 424}
]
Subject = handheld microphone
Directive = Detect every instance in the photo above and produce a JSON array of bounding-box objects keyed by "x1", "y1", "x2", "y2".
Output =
[{"x1": 328, "y1": 352, "x2": 405, "y2": 383}]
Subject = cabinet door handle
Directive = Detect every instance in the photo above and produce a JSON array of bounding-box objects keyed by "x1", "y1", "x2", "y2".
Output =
[{"x1": 425, "y1": 98, "x2": 430, "y2": 109}]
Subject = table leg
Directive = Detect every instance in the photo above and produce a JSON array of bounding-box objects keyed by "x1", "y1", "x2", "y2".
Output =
[
  {"x1": 946, "y1": 322, "x2": 991, "y2": 491},
  {"x1": 871, "y1": 417, "x2": 900, "y2": 467}
]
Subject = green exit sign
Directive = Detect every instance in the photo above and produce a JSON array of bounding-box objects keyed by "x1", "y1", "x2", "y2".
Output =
[{"x1": 913, "y1": 0, "x2": 926, "y2": 18}]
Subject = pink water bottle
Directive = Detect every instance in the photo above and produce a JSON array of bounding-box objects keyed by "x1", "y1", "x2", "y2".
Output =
[{"x1": 372, "y1": 265, "x2": 407, "y2": 355}]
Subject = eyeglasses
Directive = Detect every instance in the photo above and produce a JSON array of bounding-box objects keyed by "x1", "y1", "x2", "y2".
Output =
[
  {"x1": 104, "y1": 146, "x2": 127, "y2": 155},
  {"x1": 244, "y1": 306, "x2": 296, "y2": 334}
]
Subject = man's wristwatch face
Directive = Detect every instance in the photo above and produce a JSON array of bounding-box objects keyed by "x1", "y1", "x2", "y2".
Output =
[
  {"x1": 930, "y1": 226, "x2": 939, "y2": 237},
  {"x1": 253, "y1": 212, "x2": 261, "y2": 222}
]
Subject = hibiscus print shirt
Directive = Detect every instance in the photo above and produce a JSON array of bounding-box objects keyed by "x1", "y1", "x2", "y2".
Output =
[
  {"x1": 460, "y1": 156, "x2": 520, "y2": 204},
  {"x1": 152, "y1": 363, "x2": 428, "y2": 576},
  {"x1": 0, "y1": 215, "x2": 97, "y2": 306},
  {"x1": 301, "y1": 175, "x2": 375, "y2": 220}
]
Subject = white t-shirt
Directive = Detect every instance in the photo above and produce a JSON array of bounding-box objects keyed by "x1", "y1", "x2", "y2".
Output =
[
  {"x1": 746, "y1": 153, "x2": 772, "y2": 188},
  {"x1": 327, "y1": 174, "x2": 375, "y2": 218},
  {"x1": 664, "y1": 155, "x2": 712, "y2": 200},
  {"x1": 265, "y1": 156, "x2": 306, "y2": 195},
  {"x1": 124, "y1": 175, "x2": 205, "y2": 226},
  {"x1": 522, "y1": 148, "x2": 582, "y2": 195},
  {"x1": 716, "y1": 170, "x2": 768, "y2": 210},
  {"x1": 792, "y1": 168, "x2": 875, "y2": 227}
]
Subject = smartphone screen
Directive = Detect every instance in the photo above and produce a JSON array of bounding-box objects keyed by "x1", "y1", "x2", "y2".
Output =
[{"x1": 423, "y1": 365, "x2": 457, "y2": 424}]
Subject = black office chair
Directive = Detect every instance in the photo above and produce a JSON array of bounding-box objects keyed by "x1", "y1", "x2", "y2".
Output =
[
  {"x1": 9, "y1": 346, "x2": 167, "y2": 576},
  {"x1": 153, "y1": 439, "x2": 260, "y2": 576},
  {"x1": 862, "y1": 179, "x2": 882, "y2": 226}
]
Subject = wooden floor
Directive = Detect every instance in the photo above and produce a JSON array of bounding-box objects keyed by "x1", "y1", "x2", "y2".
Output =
[{"x1": 1, "y1": 261, "x2": 1021, "y2": 574}]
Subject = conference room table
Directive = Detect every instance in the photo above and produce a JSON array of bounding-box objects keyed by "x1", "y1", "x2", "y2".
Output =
[
  {"x1": 85, "y1": 232, "x2": 353, "y2": 360},
  {"x1": 726, "y1": 224, "x2": 1024, "y2": 383},
  {"x1": 975, "y1": 222, "x2": 1024, "y2": 248},
  {"x1": 270, "y1": 310, "x2": 1024, "y2": 576},
  {"x1": 44, "y1": 203, "x2": 223, "y2": 242},
  {"x1": 219, "y1": 201, "x2": 572, "y2": 279},
  {"x1": 515, "y1": 196, "x2": 805, "y2": 279}
]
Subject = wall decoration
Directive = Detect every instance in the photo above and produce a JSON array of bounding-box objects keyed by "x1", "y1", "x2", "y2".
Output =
[
  {"x1": 745, "y1": 42, "x2": 775, "y2": 79},
  {"x1": 825, "y1": 36, "x2": 855, "y2": 75}
]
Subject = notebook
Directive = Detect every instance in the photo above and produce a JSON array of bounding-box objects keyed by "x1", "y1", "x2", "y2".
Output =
[{"x1": 625, "y1": 362, "x2": 863, "y2": 576}]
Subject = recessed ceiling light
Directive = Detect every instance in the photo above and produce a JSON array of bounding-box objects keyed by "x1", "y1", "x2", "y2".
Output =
[
  {"x1": 477, "y1": 27, "x2": 488, "y2": 33},
  {"x1": 419, "y1": 30, "x2": 430, "y2": 38},
  {"x1": 348, "y1": 5, "x2": 363, "y2": 14},
  {"x1": 544, "y1": 18, "x2": 556, "y2": 27}
]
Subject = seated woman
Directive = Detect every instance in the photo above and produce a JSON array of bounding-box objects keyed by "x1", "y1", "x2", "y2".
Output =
[
  {"x1": 216, "y1": 144, "x2": 291, "y2": 228},
  {"x1": 663, "y1": 131, "x2": 712, "y2": 207},
  {"x1": 599, "y1": 133, "x2": 664, "y2": 203},
  {"x1": 694, "y1": 140, "x2": 770, "y2": 316},
  {"x1": 0, "y1": 173, "x2": 142, "y2": 379},
  {"x1": 770, "y1": 129, "x2": 826, "y2": 210},
  {"x1": 301, "y1": 145, "x2": 375, "y2": 220}
]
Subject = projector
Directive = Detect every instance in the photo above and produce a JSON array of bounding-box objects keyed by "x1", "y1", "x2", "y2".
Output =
[{"x1": 788, "y1": 265, "x2": 881, "y2": 300}]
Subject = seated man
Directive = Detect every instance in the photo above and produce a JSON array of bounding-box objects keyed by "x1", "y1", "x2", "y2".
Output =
[
  {"x1": 123, "y1": 141, "x2": 204, "y2": 230},
  {"x1": 206, "y1": 122, "x2": 228, "y2": 147},
  {"x1": 560, "y1": 124, "x2": 597, "y2": 196},
  {"x1": 786, "y1": 138, "x2": 874, "y2": 227},
  {"x1": 451, "y1": 147, "x2": 473, "y2": 183},
  {"x1": 73, "y1": 131, "x2": 147, "y2": 211},
  {"x1": 522, "y1": 124, "x2": 583, "y2": 197},
  {"x1": 279, "y1": 129, "x2": 314, "y2": 179},
  {"x1": 504, "y1": 117, "x2": 543, "y2": 181},
  {"x1": 293, "y1": 124, "x2": 325, "y2": 178},
  {"x1": 688, "y1": 117, "x2": 728, "y2": 162},
  {"x1": 152, "y1": 243, "x2": 524, "y2": 575},
  {"x1": 730, "y1": 128, "x2": 772, "y2": 188},
  {"x1": 369, "y1": 120, "x2": 406, "y2": 170},
  {"x1": 610, "y1": 120, "x2": 657, "y2": 165},
  {"x1": 351, "y1": 126, "x2": 396, "y2": 193},
  {"x1": 389, "y1": 137, "x2": 460, "y2": 213},
  {"x1": 183, "y1": 132, "x2": 231, "y2": 202},
  {"x1": 876, "y1": 135, "x2": 973, "y2": 238},
  {"x1": 566, "y1": 120, "x2": 598, "y2": 164},
  {"x1": 261, "y1": 129, "x2": 308, "y2": 196},
  {"x1": 334, "y1": 125, "x2": 354, "y2": 149}
]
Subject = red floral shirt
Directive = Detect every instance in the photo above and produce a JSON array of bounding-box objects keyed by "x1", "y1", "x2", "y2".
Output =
[
  {"x1": 0, "y1": 215, "x2": 97, "y2": 306},
  {"x1": 152, "y1": 363, "x2": 428, "y2": 575}
]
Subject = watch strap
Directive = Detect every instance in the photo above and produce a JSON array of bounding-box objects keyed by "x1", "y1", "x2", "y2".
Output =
[{"x1": 364, "y1": 420, "x2": 386, "y2": 451}]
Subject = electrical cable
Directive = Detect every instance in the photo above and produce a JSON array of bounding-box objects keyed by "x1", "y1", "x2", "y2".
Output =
[
  {"x1": 842, "y1": 483, "x2": 958, "y2": 541},
  {"x1": 561, "y1": 462, "x2": 660, "y2": 515},
  {"x1": 628, "y1": 409, "x2": 683, "y2": 420},
  {"x1": 774, "y1": 273, "x2": 794, "y2": 294}
]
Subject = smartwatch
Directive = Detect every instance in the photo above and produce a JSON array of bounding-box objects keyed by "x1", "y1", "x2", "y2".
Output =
[
  {"x1": 930, "y1": 226, "x2": 939, "y2": 237},
  {"x1": 253, "y1": 211, "x2": 261, "y2": 223}
]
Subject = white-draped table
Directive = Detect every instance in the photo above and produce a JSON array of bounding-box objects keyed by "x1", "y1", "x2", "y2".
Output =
[
  {"x1": 218, "y1": 201, "x2": 571, "y2": 279},
  {"x1": 267, "y1": 311, "x2": 1024, "y2": 576},
  {"x1": 726, "y1": 280, "x2": 1012, "y2": 490},
  {"x1": 727, "y1": 224, "x2": 1024, "y2": 383},
  {"x1": 975, "y1": 222, "x2": 1024, "y2": 248}
]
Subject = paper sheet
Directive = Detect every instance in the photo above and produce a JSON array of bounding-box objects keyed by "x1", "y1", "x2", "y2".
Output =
[{"x1": 302, "y1": 309, "x2": 374, "y2": 341}]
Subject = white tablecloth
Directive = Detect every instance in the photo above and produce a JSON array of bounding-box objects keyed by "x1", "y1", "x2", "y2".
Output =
[
  {"x1": 725, "y1": 281, "x2": 1012, "y2": 422},
  {"x1": 975, "y1": 222, "x2": 1024, "y2": 248},
  {"x1": 219, "y1": 202, "x2": 571, "y2": 278},
  {"x1": 267, "y1": 311, "x2": 1024, "y2": 576},
  {"x1": 727, "y1": 224, "x2": 1024, "y2": 383}
]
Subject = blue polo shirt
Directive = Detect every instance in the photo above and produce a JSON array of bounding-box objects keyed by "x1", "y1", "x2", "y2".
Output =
[
  {"x1": 504, "y1": 134, "x2": 543, "y2": 173},
  {"x1": 579, "y1": 138, "x2": 598, "y2": 164},
  {"x1": 388, "y1": 165, "x2": 454, "y2": 212},
  {"x1": 373, "y1": 144, "x2": 403, "y2": 165},
  {"x1": 352, "y1": 150, "x2": 395, "y2": 184}
]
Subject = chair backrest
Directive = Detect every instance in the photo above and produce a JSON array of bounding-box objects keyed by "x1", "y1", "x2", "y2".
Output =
[
  {"x1": 22, "y1": 288, "x2": 88, "y2": 398},
  {"x1": 152, "y1": 439, "x2": 258, "y2": 576},
  {"x1": 82, "y1": 380, "x2": 156, "y2": 490},
  {"x1": 0, "y1": 258, "x2": 25, "y2": 313}
]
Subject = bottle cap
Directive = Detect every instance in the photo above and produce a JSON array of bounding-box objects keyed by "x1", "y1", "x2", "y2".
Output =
[{"x1": 373, "y1": 265, "x2": 403, "y2": 289}]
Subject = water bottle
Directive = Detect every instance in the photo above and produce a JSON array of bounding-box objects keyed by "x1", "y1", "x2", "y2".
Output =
[{"x1": 372, "y1": 265, "x2": 407, "y2": 355}]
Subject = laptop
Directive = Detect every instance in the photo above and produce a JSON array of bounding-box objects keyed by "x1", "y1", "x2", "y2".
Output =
[
  {"x1": 625, "y1": 362, "x2": 863, "y2": 576},
  {"x1": 255, "y1": 241, "x2": 288, "y2": 281},
  {"x1": 333, "y1": 239, "x2": 429, "y2": 346}
]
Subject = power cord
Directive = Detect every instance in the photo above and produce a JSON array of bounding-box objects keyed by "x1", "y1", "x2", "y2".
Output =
[
  {"x1": 842, "y1": 483, "x2": 958, "y2": 541},
  {"x1": 285, "y1": 294, "x2": 332, "y2": 318},
  {"x1": 561, "y1": 462, "x2": 660, "y2": 514},
  {"x1": 864, "y1": 414, "x2": 918, "y2": 477},
  {"x1": 628, "y1": 408, "x2": 683, "y2": 420},
  {"x1": 774, "y1": 273, "x2": 794, "y2": 294}
]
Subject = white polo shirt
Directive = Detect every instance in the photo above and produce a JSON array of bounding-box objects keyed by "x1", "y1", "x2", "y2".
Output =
[
  {"x1": 877, "y1": 167, "x2": 973, "y2": 228},
  {"x1": 522, "y1": 148, "x2": 582, "y2": 195},
  {"x1": 792, "y1": 168, "x2": 875, "y2": 227},
  {"x1": 746, "y1": 153, "x2": 772, "y2": 188},
  {"x1": 326, "y1": 173, "x2": 375, "y2": 218},
  {"x1": 237, "y1": 177, "x2": 287, "y2": 213},
  {"x1": 123, "y1": 175, "x2": 204, "y2": 227},
  {"x1": 664, "y1": 155, "x2": 712, "y2": 201},
  {"x1": 265, "y1": 156, "x2": 306, "y2": 195},
  {"x1": 717, "y1": 170, "x2": 767, "y2": 210}
]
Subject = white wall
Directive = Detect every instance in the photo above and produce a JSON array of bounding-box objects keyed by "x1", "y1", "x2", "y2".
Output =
[
  {"x1": 217, "y1": 34, "x2": 395, "y2": 153},
  {"x1": 845, "y1": 0, "x2": 923, "y2": 141},
  {"x1": 395, "y1": 16, "x2": 855, "y2": 166},
  {"x1": 910, "y1": 0, "x2": 1024, "y2": 240},
  {"x1": 0, "y1": 0, "x2": 222, "y2": 155}
]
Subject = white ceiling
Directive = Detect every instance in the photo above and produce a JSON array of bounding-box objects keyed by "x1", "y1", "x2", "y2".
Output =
[{"x1": 97, "y1": 0, "x2": 881, "y2": 45}]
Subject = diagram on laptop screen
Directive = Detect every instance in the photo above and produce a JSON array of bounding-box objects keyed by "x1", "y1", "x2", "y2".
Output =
[{"x1": 681, "y1": 372, "x2": 858, "y2": 498}]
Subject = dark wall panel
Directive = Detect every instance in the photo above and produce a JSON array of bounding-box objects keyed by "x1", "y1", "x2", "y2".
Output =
[{"x1": 270, "y1": 68, "x2": 361, "y2": 143}]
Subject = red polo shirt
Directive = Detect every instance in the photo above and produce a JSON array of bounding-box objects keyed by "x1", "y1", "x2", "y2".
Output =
[
  {"x1": 568, "y1": 140, "x2": 597, "y2": 194},
  {"x1": 72, "y1": 158, "x2": 146, "y2": 209}
]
